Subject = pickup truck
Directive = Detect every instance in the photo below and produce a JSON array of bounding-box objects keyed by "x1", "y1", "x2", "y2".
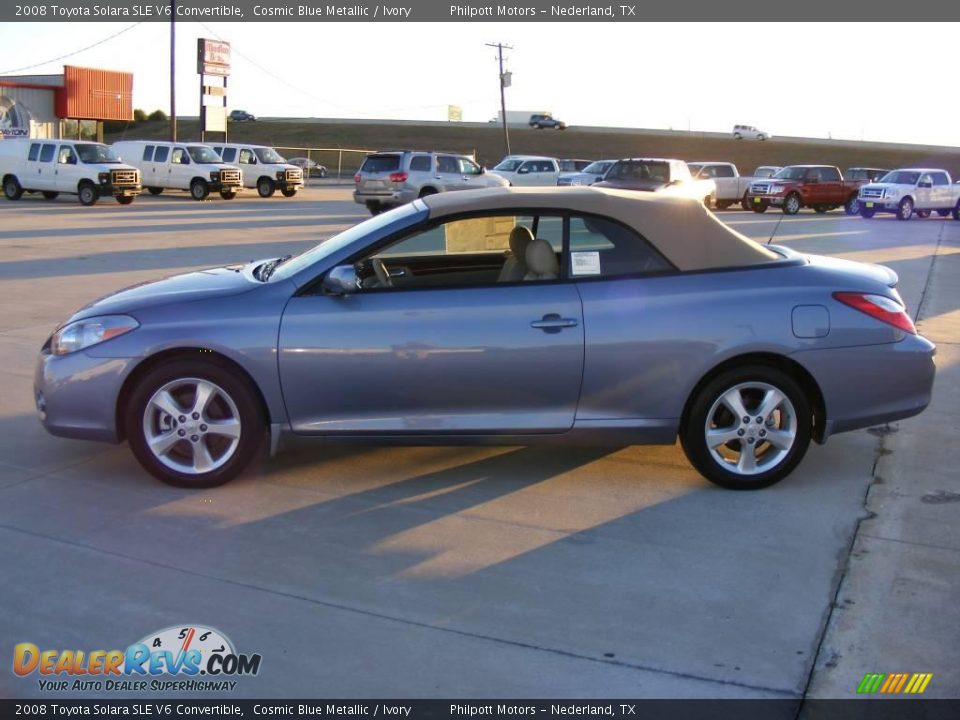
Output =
[
  {"x1": 857, "y1": 168, "x2": 960, "y2": 221},
  {"x1": 746, "y1": 165, "x2": 866, "y2": 215},
  {"x1": 688, "y1": 162, "x2": 768, "y2": 210},
  {"x1": 595, "y1": 157, "x2": 716, "y2": 207}
]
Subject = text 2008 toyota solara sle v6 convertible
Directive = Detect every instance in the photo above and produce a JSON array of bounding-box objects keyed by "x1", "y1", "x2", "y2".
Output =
[{"x1": 35, "y1": 187, "x2": 935, "y2": 490}]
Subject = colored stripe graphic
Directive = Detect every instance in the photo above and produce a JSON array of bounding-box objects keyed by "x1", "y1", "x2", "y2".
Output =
[
  {"x1": 857, "y1": 673, "x2": 885, "y2": 694},
  {"x1": 857, "y1": 672, "x2": 932, "y2": 694}
]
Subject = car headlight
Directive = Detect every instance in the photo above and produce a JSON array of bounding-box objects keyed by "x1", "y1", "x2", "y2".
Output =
[
  {"x1": 51, "y1": 315, "x2": 139, "y2": 356},
  {"x1": 276, "y1": 171, "x2": 285, "y2": 180},
  {"x1": 884, "y1": 187, "x2": 899, "y2": 199},
  {"x1": 98, "y1": 172, "x2": 110, "y2": 184},
  {"x1": 210, "y1": 171, "x2": 220, "y2": 181}
]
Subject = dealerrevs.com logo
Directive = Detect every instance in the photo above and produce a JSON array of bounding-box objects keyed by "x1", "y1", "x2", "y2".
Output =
[{"x1": 13, "y1": 625, "x2": 261, "y2": 692}]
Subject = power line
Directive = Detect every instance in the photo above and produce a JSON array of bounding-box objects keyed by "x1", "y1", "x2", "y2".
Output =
[{"x1": 0, "y1": 23, "x2": 143, "y2": 75}]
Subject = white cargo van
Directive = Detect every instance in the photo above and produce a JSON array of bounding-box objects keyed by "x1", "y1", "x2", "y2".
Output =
[
  {"x1": 0, "y1": 138, "x2": 141, "y2": 206},
  {"x1": 112, "y1": 140, "x2": 243, "y2": 200},
  {"x1": 210, "y1": 143, "x2": 304, "y2": 198}
]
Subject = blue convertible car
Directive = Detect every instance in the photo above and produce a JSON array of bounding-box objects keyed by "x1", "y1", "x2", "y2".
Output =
[{"x1": 35, "y1": 187, "x2": 935, "y2": 489}]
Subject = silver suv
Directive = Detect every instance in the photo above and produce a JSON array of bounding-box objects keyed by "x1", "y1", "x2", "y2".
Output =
[{"x1": 353, "y1": 151, "x2": 508, "y2": 214}]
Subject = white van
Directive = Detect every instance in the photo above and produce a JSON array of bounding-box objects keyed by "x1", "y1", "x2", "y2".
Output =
[
  {"x1": 210, "y1": 143, "x2": 304, "y2": 198},
  {"x1": 112, "y1": 140, "x2": 243, "y2": 200},
  {"x1": 0, "y1": 138, "x2": 141, "y2": 206}
]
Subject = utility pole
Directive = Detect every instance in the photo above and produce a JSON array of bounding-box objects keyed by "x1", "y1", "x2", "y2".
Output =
[
  {"x1": 170, "y1": 0, "x2": 177, "y2": 142},
  {"x1": 486, "y1": 42, "x2": 513, "y2": 157}
]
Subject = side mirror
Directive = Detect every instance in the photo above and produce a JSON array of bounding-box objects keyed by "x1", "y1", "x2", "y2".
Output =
[
  {"x1": 322, "y1": 265, "x2": 360, "y2": 296},
  {"x1": 479, "y1": 166, "x2": 486, "y2": 174}
]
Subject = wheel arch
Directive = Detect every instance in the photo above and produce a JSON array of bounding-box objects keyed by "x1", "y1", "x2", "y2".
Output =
[
  {"x1": 115, "y1": 347, "x2": 272, "y2": 443},
  {"x1": 679, "y1": 352, "x2": 827, "y2": 444}
]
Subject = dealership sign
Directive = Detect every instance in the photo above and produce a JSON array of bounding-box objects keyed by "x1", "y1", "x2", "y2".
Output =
[
  {"x1": 197, "y1": 38, "x2": 231, "y2": 76},
  {"x1": 0, "y1": 97, "x2": 31, "y2": 138}
]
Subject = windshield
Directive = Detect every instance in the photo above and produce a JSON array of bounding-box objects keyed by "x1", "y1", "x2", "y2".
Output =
[
  {"x1": 772, "y1": 167, "x2": 811, "y2": 181},
  {"x1": 255, "y1": 147, "x2": 286, "y2": 164},
  {"x1": 754, "y1": 167, "x2": 777, "y2": 178},
  {"x1": 606, "y1": 160, "x2": 670, "y2": 182},
  {"x1": 269, "y1": 204, "x2": 421, "y2": 282},
  {"x1": 879, "y1": 170, "x2": 920, "y2": 185},
  {"x1": 187, "y1": 146, "x2": 223, "y2": 164},
  {"x1": 75, "y1": 143, "x2": 121, "y2": 164},
  {"x1": 583, "y1": 161, "x2": 612, "y2": 175},
  {"x1": 687, "y1": 164, "x2": 703, "y2": 176},
  {"x1": 493, "y1": 159, "x2": 523, "y2": 172}
]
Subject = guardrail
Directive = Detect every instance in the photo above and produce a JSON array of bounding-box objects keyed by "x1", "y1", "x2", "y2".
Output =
[{"x1": 273, "y1": 146, "x2": 375, "y2": 180}]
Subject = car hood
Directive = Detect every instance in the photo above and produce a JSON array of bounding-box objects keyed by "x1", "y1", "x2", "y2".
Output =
[{"x1": 72, "y1": 265, "x2": 259, "y2": 320}]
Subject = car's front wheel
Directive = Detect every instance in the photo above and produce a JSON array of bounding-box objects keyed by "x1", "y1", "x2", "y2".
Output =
[
  {"x1": 257, "y1": 178, "x2": 275, "y2": 198},
  {"x1": 896, "y1": 197, "x2": 913, "y2": 221},
  {"x1": 190, "y1": 179, "x2": 210, "y2": 201},
  {"x1": 680, "y1": 365, "x2": 812, "y2": 490},
  {"x1": 280, "y1": 188, "x2": 298, "y2": 197},
  {"x1": 126, "y1": 360, "x2": 265, "y2": 488},
  {"x1": 783, "y1": 193, "x2": 801, "y2": 215}
]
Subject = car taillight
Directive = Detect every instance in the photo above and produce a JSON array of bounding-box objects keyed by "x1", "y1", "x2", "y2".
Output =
[
  {"x1": 353, "y1": 174, "x2": 361, "y2": 183},
  {"x1": 389, "y1": 172, "x2": 409, "y2": 183},
  {"x1": 833, "y1": 292, "x2": 916, "y2": 335}
]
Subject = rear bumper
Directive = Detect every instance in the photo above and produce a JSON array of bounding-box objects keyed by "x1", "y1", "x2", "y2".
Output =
[
  {"x1": 791, "y1": 335, "x2": 936, "y2": 441},
  {"x1": 353, "y1": 189, "x2": 414, "y2": 207}
]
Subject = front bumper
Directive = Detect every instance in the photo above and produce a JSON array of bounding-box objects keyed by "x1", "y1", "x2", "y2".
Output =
[
  {"x1": 791, "y1": 334, "x2": 936, "y2": 441},
  {"x1": 749, "y1": 194, "x2": 785, "y2": 206},
  {"x1": 859, "y1": 198, "x2": 899, "y2": 212},
  {"x1": 100, "y1": 182, "x2": 142, "y2": 198},
  {"x1": 34, "y1": 348, "x2": 138, "y2": 443}
]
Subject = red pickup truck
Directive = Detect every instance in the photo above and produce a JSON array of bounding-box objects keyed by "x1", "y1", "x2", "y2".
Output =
[{"x1": 746, "y1": 165, "x2": 867, "y2": 215}]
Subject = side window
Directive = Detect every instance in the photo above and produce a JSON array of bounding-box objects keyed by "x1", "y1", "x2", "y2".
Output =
[
  {"x1": 153, "y1": 146, "x2": 169, "y2": 163},
  {"x1": 238, "y1": 149, "x2": 255, "y2": 164},
  {"x1": 436, "y1": 156, "x2": 459, "y2": 173},
  {"x1": 171, "y1": 148, "x2": 188, "y2": 164},
  {"x1": 58, "y1": 146, "x2": 77, "y2": 165},
  {"x1": 28, "y1": 143, "x2": 40, "y2": 161},
  {"x1": 715, "y1": 165, "x2": 735, "y2": 178},
  {"x1": 932, "y1": 172, "x2": 948, "y2": 186},
  {"x1": 568, "y1": 215, "x2": 672, "y2": 279},
  {"x1": 821, "y1": 167, "x2": 841, "y2": 181},
  {"x1": 458, "y1": 157, "x2": 481, "y2": 175},
  {"x1": 220, "y1": 148, "x2": 237, "y2": 163},
  {"x1": 519, "y1": 161, "x2": 535, "y2": 175},
  {"x1": 143, "y1": 145, "x2": 155, "y2": 161},
  {"x1": 919, "y1": 174, "x2": 933, "y2": 186},
  {"x1": 39, "y1": 144, "x2": 56, "y2": 163},
  {"x1": 806, "y1": 168, "x2": 822, "y2": 181},
  {"x1": 409, "y1": 155, "x2": 431, "y2": 172}
]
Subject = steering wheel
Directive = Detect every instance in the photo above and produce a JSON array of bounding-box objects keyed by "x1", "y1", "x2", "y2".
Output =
[{"x1": 372, "y1": 258, "x2": 393, "y2": 288}]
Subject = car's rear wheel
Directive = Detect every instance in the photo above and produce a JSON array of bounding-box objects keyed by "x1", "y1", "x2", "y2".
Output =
[
  {"x1": 257, "y1": 178, "x2": 275, "y2": 198},
  {"x1": 844, "y1": 196, "x2": 860, "y2": 215},
  {"x1": 42, "y1": 191, "x2": 59, "y2": 200},
  {"x1": 190, "y1": 179, "x2": 209, "y2": 201},
  {"x1": 954, "y1": 200, "x2": 960, "y2": 221},
  {"x1": 3, "y1": 176, "x2": 23, "y2": 200},
  {"x1": 783, "y1": 193, "x2": 801, "y2": 215},
  {"x1": 147, "y1": 187, "x2": 163, "y2": 196},
  {"x1": 418, "y1": 187, "x2": 438, "y2": 199},
  {"x1": 813, "y1": 205, "x2": 828, "y2": 214},
  {"x1": 740, "y1": 193, "x2": 751, "y2": 211},
  {"x1": 681, "y1": 365, "x2": 812, "y2": 490},
  {"x1": 936, "y1": 209, "x2": 950, "y2": 217},
  {"x1": 716, "y1": 200, "x2": 731, "y2": 210},
  {"x1": 860, "y1": 207, "x2": 876, "y2": 218},
  {"x1": 366, "y1": 202, "x2": 382, "y2": 215},
  {"x1": 916, "y1": 209, "x2": 931, "y2": 219},
  {"x1": 896, "y1": 197, "x2": 913, "y2": 221},
  {"x1": 126, "y1": 360, "x2": 265, "y2": 488},
  {"x1": 78, "y1": 182, "x2": 99, "y2": 206}
]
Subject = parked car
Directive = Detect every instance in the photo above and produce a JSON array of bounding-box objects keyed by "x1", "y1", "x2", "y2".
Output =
[
  {"x1": 529, "y1": 113, "x2": 567, "y2": 130},
  {"x1": 557, "y1": 160, "x2": 614, "y2": 187},
  {"x1": 752, "y1": 166, "x2": 782, "y2": 179},
  {"x1": 0, "y1": 138, "x2": 141, "y2": 206},
  {"x1": 34, "y1": 187, "x2": 935, "y2": 491},
  {"x1": 229, "y1": 110, "x2": 256, "y2": 122},
  {"x1": 733, "y1": 124, "x2": 770, "y2": 141},
  {"x1": 596, "y1": 158, "x2": 716, "y2": 207},
  {"x1": 211, "y1": 143, "x2": 304, "y2": 198},
  {"x1": 489, "y1": 156, "x2": 561, "y2": 186},
  {"x1": 112, "y1": 141, "x2": 242, "y2": 200},
  {"x1": 287, "y1": 157, "x2": 328, "y2": 178},
  {"x1": 846, "y1": 167, "x2": 889, "y2": 183},
  {"x1": 858, "y1": 168, "x2": 960, "y2": 221},
  {"x1": 559, "y1": 159, "x2": 592, "y2": 172},
  {"x1": 746, "y1": 165, "x2": 866, "y2": 215},
  {"x1": 353, "y1": 150, "x2": 507, "y2": 215},
  {"x1": 687, "y1": 162, "x2": 771, "y2": 210}
]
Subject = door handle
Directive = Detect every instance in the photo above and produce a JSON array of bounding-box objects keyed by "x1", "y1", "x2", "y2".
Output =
[{"x1": 530, "y1": 313, "x2": 579, "y2": 332}]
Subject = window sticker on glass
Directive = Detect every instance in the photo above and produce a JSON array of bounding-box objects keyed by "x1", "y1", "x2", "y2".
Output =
[{"x1": 571, "y1": 251, "x2": 601, "y2": 276}]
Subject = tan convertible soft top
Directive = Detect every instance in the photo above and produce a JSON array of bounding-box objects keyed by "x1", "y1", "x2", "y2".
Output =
[{"x1": 422, "y1": 187, "x2": 779, "y2": 271}]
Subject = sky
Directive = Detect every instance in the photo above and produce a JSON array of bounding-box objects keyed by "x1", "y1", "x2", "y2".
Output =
[{"x1": 1, "y1": 21, "x2": 958, "y2": 147}]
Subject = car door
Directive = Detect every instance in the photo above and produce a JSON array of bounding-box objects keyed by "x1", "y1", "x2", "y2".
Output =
[
  {"x1": 513, "y1": 160, "x2": 538, "y2": 186},
  {"x1": 33, "y1": 143, "x2": 57, "y2": 189},
  {"x1": 458, "y1": 157, "x2": 491, "y2": 189},
  {"x1": 55, "y1": 144, "x2": 80, "y2": 193},
  {"x1": 278, "y1": 212, "x2": 585, "y2": 434},
  {"x1": 169, "y1": 146, "x2": 191, "y2": 189},
  {"x1": 931, "y1": 172, "x2": 950, "y2": 208},
  {"x1": 435, "y1": 154, "x2": 463, "y2": 191},
  {"x1": 915, "y1": 173, "x2": 934, "y2": 208}
]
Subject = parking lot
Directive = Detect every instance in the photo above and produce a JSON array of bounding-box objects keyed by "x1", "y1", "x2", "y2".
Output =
[{"x1": 0, "y1": 188, "x2": 957, "y2": 700}]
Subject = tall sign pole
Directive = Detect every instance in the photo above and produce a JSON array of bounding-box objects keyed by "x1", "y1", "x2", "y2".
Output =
[
  {"x1": 169, "y1": 0, "x2": 176, "y2": 142},
  {"x1": 486, "y1": 42, "x2": 513, "y2": 157}
]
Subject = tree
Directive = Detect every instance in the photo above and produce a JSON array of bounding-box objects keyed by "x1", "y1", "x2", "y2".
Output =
[
  {"x1": 133, "y1": 108, "x2": 147, "y2": 123},
  {"x1": 147, "y1": 109, "x2": 168, "y2": 122}
]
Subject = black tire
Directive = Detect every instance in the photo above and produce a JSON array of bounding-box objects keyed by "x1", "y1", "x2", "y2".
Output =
[
  {"x1": 280, "y1": 187, "x2": 298, "y2": 198},
  {"x1": 916, "y1": 210, "x2": 931, "y2": 219},
  {"x1": 147, "y1": 187, "x2": 163, "y2": 196},
  {"x1": 116, "y1": 195, "x2": 135, "y2": 205},
  {"x1": 366, "y1": 202, "x2": 382, "y2": 216},
  {"x1": 78, "y1": 182, "x2": 99, "y2": 206},
  {"x1": 716, "y1": 200, "x2": 732, "y2": 210},
  {"x1": 418, "y1": 187, "x2": 438, "y2": 199},
  {"x1": 42, "y1": 191, "x2": 59, "y2": 200},
  {"x1": 896, "y1": 197, "x2": 913, "y2": 221},
  {"x1": 125, "y1": 359, "x2": 266, "y2": 488},
  {"x1": 220, "y1": 190, "x2": 237, "y2": 200},
  {"x1": 4, "y1": 176, "x2": 24, "y2": 201},
  {"x1": 703, "y1": 194, "x2": 715, "y2": 211},
  {"x1": 257, "y1": 177, "x2": 275, "y2": 198},
  {"x1": 844, "y1": 196, "x2": 860, "y2": 215},
  {"x1": 533, "y1": 123, "x2": 541, "y2": 129},
  {"x1": 782, "y1": 193, "x2": 801, "y2": 215},
  {"x1": 813, "y1": 205, "x2": 828, "y2": 214},
  {"x1": 680, "y1": 365, "x2": 812, "y2": 490},
  {"x1": 953, "y1": 201, "x2": 960, "y2": 221},
  {"x1": 751, "y1": 200, "x2": 769, "y2": 213},
  {"x1": 936, "y1": 209, "x2": 950, "y2": 217},
  {"x1": 190, "y1": 179, "x2": 210, "y2": 201},
  {"x1": 734, "y1": 133, "x2": 742, "y2": 140},
  {"x1": 740, "y1": 193, "x2": 751, "y2": 211},
  {"x1": 318, "y1": 168, "x2": 327, "y2": 178},
  {"x1": 860, "y1": 207, "x2": 876, "y2": 219}
]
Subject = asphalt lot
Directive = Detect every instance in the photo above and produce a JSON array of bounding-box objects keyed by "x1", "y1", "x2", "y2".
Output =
[{"x1": 0, "y1": 188, "x2": 957, "y2": 701}]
